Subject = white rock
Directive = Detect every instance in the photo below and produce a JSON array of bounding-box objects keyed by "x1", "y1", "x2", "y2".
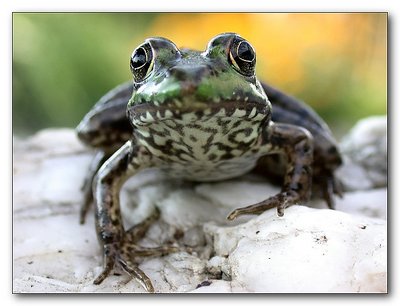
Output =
[
  {"x1": 335, "y1": 188, "x2": 387, "y2": 219},
  {"x1": 338, "y1": 116, "x2": 387, "y2": 190},
  {"x1": 202, "y1": 206, "x2": 386, "y2": 293},
  {"x1": 13, "y1": 127, "x2": 387, "y2": 293}
]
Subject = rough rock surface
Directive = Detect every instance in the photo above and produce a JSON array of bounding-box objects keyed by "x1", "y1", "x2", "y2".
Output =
[{"x1": 13, "y1": 117, "x2": 387, "y2": 293}]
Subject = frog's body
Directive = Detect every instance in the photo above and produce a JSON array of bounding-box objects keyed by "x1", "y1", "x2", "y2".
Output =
[{"x1": 76, "y1": 33, "x2": 342, "y2": 292}]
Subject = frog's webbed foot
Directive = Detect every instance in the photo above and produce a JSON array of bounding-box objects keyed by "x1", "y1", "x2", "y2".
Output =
[
  {"x1": 227, "y1": 190, "x2": 301, "y2": 220},
  {"x1": 94, "y1": 208, "x2": 179, "y2": 292},
  {"x1": 94, "y1": 242, "x2": 179, "y2": 292}
]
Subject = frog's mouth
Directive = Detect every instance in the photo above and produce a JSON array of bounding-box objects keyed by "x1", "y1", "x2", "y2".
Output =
[{"x1": 128, "y1": 98, "x2": 270, "y2": 126}]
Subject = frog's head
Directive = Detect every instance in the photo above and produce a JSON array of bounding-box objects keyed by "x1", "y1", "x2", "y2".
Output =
[{"x1": 127, "y1": 33, "x2": 271, "y2": 126}]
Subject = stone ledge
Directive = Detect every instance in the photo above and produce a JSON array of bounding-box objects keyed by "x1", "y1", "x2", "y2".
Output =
[{"x1": 13, "y1": 117, "x2": 387, "y2": 293}]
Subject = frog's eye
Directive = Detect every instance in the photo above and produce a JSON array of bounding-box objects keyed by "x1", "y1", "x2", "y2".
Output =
[
  {"x1": 229, "y1": 38, "x2": 256, "y2": 77},
  {"x1": 130, "y1": 43, "x2": 154, "y2": 82}
]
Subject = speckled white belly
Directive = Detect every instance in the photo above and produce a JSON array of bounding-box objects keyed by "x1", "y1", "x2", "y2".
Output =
[{"x1": 134, "y1": 112, "x2": 268, "y2": 181}]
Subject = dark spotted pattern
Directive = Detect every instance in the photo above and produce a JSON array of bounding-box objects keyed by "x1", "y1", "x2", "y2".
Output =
[{"x1": 133, "y1": 106, "x2": 267, "y2": 181}]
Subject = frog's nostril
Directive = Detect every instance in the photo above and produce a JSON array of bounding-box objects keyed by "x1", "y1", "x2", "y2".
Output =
[{"x1": 169, "y1": 65, "x2": 210, "y2": 81}]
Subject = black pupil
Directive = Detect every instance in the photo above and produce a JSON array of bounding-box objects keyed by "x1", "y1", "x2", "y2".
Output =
[
  {"x1": 131, "y1": 48, "x2": 147, "y2": 69},
  {"x1": 237, "y1": 42, "x2": 254, "y2": 61}
]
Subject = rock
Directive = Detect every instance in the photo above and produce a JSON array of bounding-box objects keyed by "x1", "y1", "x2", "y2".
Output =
[
  {"x1": 338, "y1": 116, "x2": 387, "y2": 191},
  {"x1": 13, "y1": 123, "x2": 387, "y2": 293},
  {"x1": 201, "y1": 206, "x2": 386, "y2": 293}
]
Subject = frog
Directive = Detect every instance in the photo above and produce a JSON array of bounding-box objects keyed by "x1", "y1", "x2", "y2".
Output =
[{"x1": 76, "y1": 33, "x2": 342, "y2": 292}]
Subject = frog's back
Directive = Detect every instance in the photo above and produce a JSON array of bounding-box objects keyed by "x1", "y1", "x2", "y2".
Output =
[
  {"x1": 262, "y1": 83, "x2": 342, "y2": 170},
  {"x1": 76, "y1": 82, "x2": 133, "y2": 152}
]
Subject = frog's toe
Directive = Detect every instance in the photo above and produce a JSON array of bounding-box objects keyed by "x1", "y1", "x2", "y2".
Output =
[
  {"x1": 227, "y1": 191, "x2": 299, "y2": 220},
  {"x1": 93, "y1": 243, "x2": 122, "y2": 285},
  {"x1": 130, "y1": 244, "x2": 180, "y2": 257},
  {"x1": 125, "y1": 208, "x2": 160, "y2": 243},
  {"x1": 93, "y1": 246, "x2": 115, "y2": 285},
  {"x1": 119, "y1": 258, "x2": 155, "y2": 292}
]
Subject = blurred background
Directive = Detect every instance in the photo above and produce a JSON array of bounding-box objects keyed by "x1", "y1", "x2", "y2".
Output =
[{"x1": 13, "y1": 13, "x2": 387, "y2": 137}]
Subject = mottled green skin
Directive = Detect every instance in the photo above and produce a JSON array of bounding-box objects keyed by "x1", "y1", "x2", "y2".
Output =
[{"x1": 76, "y1": 33, "x2": 342, "y2": 292}]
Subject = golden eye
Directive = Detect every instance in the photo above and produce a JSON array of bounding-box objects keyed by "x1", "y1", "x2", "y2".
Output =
[
  {"x1": 229, "y1": 39, "x2": 256, "y2": 76},
  {"x1": 130, "y1": 43, "x2": 154, "y2": 82}
]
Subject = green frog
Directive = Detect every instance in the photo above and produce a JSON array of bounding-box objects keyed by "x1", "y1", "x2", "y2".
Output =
[{"x1": 76, "y1": 33, "x2": 342, "y2": 292}]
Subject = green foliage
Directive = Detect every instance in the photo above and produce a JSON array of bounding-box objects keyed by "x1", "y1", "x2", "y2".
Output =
[{"x1": 13, "y1": 13, "x2": 155, "y2": 134}]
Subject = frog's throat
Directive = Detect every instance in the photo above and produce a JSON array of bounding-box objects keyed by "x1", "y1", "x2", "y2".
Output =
[{"x1": 128, "y1": 99, "x2": 270, "y2": 126}]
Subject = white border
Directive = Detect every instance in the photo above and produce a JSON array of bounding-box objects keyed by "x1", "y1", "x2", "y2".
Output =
[{"x1": 3, "y1": 0, "x2": 396, "y2": 304}]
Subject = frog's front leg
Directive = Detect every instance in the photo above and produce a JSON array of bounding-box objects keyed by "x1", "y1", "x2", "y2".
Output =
[
  {"x1": 227, "y1": 122, "x2": 313, "y2": 220},
  {"x1": 93, "y1": 141, "x2": 177, "y2": 292}
]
